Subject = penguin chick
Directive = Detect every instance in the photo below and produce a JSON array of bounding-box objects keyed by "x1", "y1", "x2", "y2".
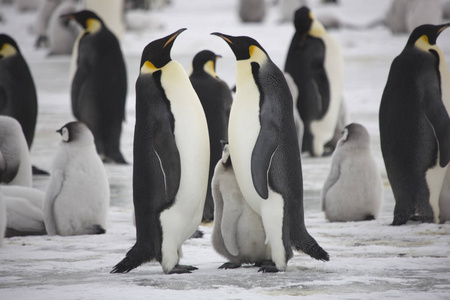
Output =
[
  {"x1": 322, "y1": 123, "x2": 383, "y2": 222},
  {"x1": 43, "y1": 121, "x2": 110, "y2": 236},
  {"x1": 0, "y1": 116, "x2": 32, "y2": 187},
  {"x1": 212, "y1": 142, "x2": 272, "y2": 269},
  {"x1": 189, "y1": 50, "x2": 233, "y2": 222}
]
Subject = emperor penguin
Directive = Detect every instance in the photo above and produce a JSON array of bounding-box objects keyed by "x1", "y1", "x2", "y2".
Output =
[
  {"x1": 379, "y1": 24, "x2": 450, "y2": 225},
  {"x1": 0, "y1": 34, "x2": 38, "y2": 150},
  {"x1": 0, "y1": 189, "x2": 5, "y2": 246},
  {"x1": 43, "y1": 121, "x2": 110, "y2": 236},
  {"x1": 189, "y1": 50, "x2": 233, "y2": 222},
  {"x1": 284, "y1": 72, "x2": 304, "y2": 151},
  {"x1": 111, "y1": 29, "x2": 210, "y2": 275},
  {"x1": 439, "y1": 167, "x2": 450, "y2": 223},
  {"x1": 212, "y1": 32, "x2": 329, "y2": 273},
  {"x1": 321, "y1": 123, "x2": 383, "y2": 222},
  {"x1": 284, "y1": 6, "x2": 345, "y2": 157},
  {"x1": 47, "y1": 0, "x2": 80, "y2": 55},
  {"x1": 0, "y1": 116, "x2": 32, "y2": 187},
  {"x1": 212, "y1": 142, "x2": 272, "y2": 269},
  {"x1": 3, "y1": 185, "x2": 46, "y2": 237},
  {"x1": 64, "y1": 10, "x2": 128, "y2": 164}
]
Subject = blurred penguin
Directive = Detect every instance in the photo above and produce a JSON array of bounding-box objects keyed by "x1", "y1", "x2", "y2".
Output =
[
  {"x1": 0, "y1": 190, "x2": 5, "y2": 246},
  {"x1": 34, "y1": 0, "x2": 63, "y2": 48},
  {"x1": 189, "y1": 50, "x2": 233, "y2": 222},
  {"x1": 322, "y1": 123, "x2": 383, "y2": 222},
  {"x1": 44, "y1": 121, "x2": 110, "y2": 236},
  {"x1": 0, "y1": 116, "x2": 32, "y2": 187},
  {"x1": 239, "y1": 0, "x2": 265, "y2": 23},
  {"x1": 47, "y1": 0, "x2": 80, "y2": 55},
  {"x1": 439, "y1": 168, "x2": 450, "y2": 223},
  {"x1": 83, "y1": 0, "x2": 125, "y2": 40},
  {"x1": 284, "y1": 72, "x2": 304, "y2": 152}
]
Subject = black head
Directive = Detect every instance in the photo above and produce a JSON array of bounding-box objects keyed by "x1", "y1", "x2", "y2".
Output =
[
  {"x1": 0, "y1": 34, "x2": 20, "y2": 59},
  {"x1": 211, "y1": 32, "x2": 267, "y2": 61},
  {"x1": 406, "y1": 23, "x2": 450, "y2": 47},
  {"x1": 56, "y1": 121, "x2": 90, "y2": 143},
  {"x1": 192, "y1": 50, "x2": 221, "y2": 73},
  {"x1": 61, "y1": 10, "x2": 104, "y2": 29},
  {"x1": 140, "y1": 28, "x2": 186, "y2": 70},
  {"x1": 294, "y1": 6, "x2": 313, "y2": 34}
]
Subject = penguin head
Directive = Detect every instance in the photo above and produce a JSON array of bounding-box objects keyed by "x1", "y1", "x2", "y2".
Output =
[
  {"x1": 220, "y1": 140, "x2": 232, "y2": 167},
  {"x1": 0, "y1": 34, "x2": 20, "y2": 59},
  {"x1": 294, "y1": 6, "x2": 313, "y2": 35},
  {"x1": 338, "y1": 123, "x2": 370, "y2": 150},
  {"x1": 211, "y1": 32, "x2": 268, "y2": 63},
  {"x1": 57, "y1": 121, "x2": 94, "y2": 145},
  {"x1": 191, "y1": 50, "x2": 221, "y2": 78},
  {"x1": 61, "y1": 10, "x2": 104, "y2": 34},
  {"x1": 140, "y1": 28, "x2": 186, "y2": 73},
  {"x1": 407, "y1": 23, "x2": 450, "y2": 51}
]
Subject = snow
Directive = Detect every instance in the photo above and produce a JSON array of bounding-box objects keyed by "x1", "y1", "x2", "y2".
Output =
[{"x1": 1, "y1": 0, "x2": 450, "y2": 299}]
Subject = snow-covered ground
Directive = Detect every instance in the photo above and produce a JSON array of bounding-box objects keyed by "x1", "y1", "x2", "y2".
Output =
[{"x1": 1, "y1": 0, "x2": 450, "y2": 299}]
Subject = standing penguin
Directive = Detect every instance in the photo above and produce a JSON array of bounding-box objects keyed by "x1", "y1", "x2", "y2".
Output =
[
  {"x1": 111, "y1": 29, "x2": 210, "y2": 274},
  {"x1": 380, "y1": 24, "x2": 450, "y2": 225},
  {"x1": 321, "y1": 123, "x2": 383, "y2": 222},
  {"x1": 0, "y1": 34, "x2": 38, "y2": 150},
  {"x1": 212, "y1": 142, "x2": 272, "y2": 269},
  {"x1": 64, "y1": 10, "x2": 127, "y2": 164},
  {"x1": 439, "y1": 167, "x2": 450, "y2": 223},
  {"x1": 43, "y1": 121, "x2": 110, "y2": 236},
  {"x1": 212, "y1": 32, "x2": 329, "y2": 273},
  {"x1": 189, "y1": 50, "x2": 233, "y2": 222},
  {"x1": 284, "y1": 6, "x2": 346, "y2": 157}
]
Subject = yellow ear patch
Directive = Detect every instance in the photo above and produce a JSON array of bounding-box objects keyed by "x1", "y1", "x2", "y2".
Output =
[
  {"x1": 0, "y1": 43, "x2": 17, "y2": 58},
  {"x1": 203, "y1": 60, "x2": 217, "y2": 78},
  {"x1": 86, "y1": 18, "x2": 102, "y2": 33},
  {"x1": 415, "y1": 35, "x2": 430, "y2": 51},
  {"x1": 141, "y1": 61, "x2": 158, "y2": 74}
]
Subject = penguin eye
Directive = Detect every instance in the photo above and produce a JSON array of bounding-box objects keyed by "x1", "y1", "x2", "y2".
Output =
[
  {"x1": 61, "y1": 128, "x2": 69, "y2": 142},
  {"x1": 341, "y1": 129, "x2": 349, "y2": 142}
]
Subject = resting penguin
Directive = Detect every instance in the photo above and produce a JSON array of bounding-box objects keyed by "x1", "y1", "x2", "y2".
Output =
[
  {"x1": 189, "y1": 50, "x2": 233, "y2": 222},
  {"x1": 64, "y1": 10, "x2": 128, "y2": 164},
  {"x1": 379, "y1": 24, "x2": 450, "y2": 225},
  {"x1": 321, "y1": 123, "x2": 383, "y2": 222},
  {"x1": 111, "y1": 29, "x2": 210, "y2": 274},
  {"x1": 284, "y1": 6, "x2": 345, "y2": 157},
  {"x1": 0, "y1": 116, "x2": 32, "y2": 187},
  {"x1": 212, "y1": 32, "x2": 329, "y2": 273},
  {"x1": 0, "y1": 34, "x2": 38, "y2": 150},
  {"x1": 43, "y1": 121, "x2": 110, "y2": 236},
  {"x1": 212, "y1": 142, "x2": 272, "y2": 269}
]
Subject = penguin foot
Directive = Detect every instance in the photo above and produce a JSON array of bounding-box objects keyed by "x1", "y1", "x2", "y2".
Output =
[
  {"x1": 168, "y1": 265, "x2": 198, "y2": 274},
  {"x1": 258, "y1": 265, "x2": 280, "y2": 273},
  {"x1": 254, "y1": 260, "x2": 275, "y2": 268},
  {"x1": 190, "y1": 229, "x2": 204, "y2": 239},
  {"x1": 218, "y1": 262, "x2": 241, "y2": 269},
  {"x1": 32, "y1": 165, "x2": 50, "y2": 175}
]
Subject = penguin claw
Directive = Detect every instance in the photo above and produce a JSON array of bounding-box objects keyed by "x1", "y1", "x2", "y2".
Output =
[
  {"x1": 168, "y1": 265, "x2": 198, "y2": 274},
  {"x1": 257, "y1": 265, "x2": 280, "y2": 273},
  {"x1": 218, "y1": 262, "x2": 241, "y2": 269}
]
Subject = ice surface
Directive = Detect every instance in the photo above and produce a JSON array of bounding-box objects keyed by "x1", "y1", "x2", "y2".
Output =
[{"x1": 1, "y1": 0, "x2": 450, "y2": 299}]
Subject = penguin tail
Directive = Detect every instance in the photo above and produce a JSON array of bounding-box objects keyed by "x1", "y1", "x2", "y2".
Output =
[
  {"x1": 293, "y1": 234, "x2": 330, "y2": 262},
  {"x1": 111, "y1": 244, "x2": 154, "y2": 274},
  {"x1": 87, "y1": 224, "x2": 106, "y2": 235}
]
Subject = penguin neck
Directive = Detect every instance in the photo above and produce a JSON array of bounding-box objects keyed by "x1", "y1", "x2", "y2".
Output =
[
  {"x1": 235, "y1": 47, "x2": 267, "y2": 85},
  {"x1": 0, "y1": 43, "x2": 18, "y2": 58},
  {"x1": 203, "y1": 60, "x2": 218, "y2": 78},
  {"x1": 309, "y1": 19, "x2": 326, "y2": 38},
  {"x1": 85, "y1": 19, "x2": 102, "y2": 34}
]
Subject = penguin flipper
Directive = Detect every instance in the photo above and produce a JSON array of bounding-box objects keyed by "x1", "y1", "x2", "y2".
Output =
[
  {"x1": 71, "y1": 61, "x2": 89, "y2": 120},
  {"x1": 0, "y1": 147, "x2": 20, "y2": 184},
  {"x1": 312, "y1": 71, "x2": 330, "y2": 119},
  {"x1": 321, "y1": 161, "x2": 341, "y2": 211},
  {"x1": 221, "y1": 190, "x2": 243, "y2": 256},
  {"x1": 43, "y1": 170, "x2": 64, "y2": 235}
]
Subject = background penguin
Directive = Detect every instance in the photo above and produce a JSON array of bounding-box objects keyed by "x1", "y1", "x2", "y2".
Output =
[
  {"x1": 2, "y1": 185, "x2": 46, "y2": 237},
  {"x1": 321, "y1": 123, "x2": 383, "y2": 222},
  {"x1": 0, "y1": 34, "x2": 38, "y2": 151},
  {"x1": 284, "y1": 6, "x2": 346, "y2": 157},
  {"x1": 47, "y1": 0, "x2": 79, "y2": 55},
  {"x1": 211, "y1": 142, "x2": 272, "y2": 269},
  {"x1": 111, "y1": 29, "x2": 210, "y2": 275},
  {"x1": 189, "y1": 50, "x2": 233, "y2": 222},
  {"x1": 65, "y1": 10, "x2": 128, "y2": 164},
  {"x1": 379, "y1": 24, "x2": 450, "y2": 225},
  {"x1": 34, "y1": 0, "x2": 63, "y2": 48},
  {"x1": 0, "y1": 189, "x2": 5, "y2": 246},
  {"x1": 284, "y1": 72, "x2": 304, "y2": 151},
  {"x1": 43, "y1": 121, "x2": 110, "y2": 236},
  {"x1": 0, "y1": 116, "x2": 32, "y2": 187},
  {"x1": 212, "y1": 32, "x2": 329, "y2": 273},
  {"x1": 439, "y1": 168, "x2": 450, "y2": 223}
]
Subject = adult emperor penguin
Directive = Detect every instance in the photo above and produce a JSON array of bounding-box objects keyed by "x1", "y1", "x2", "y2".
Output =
[
  {"x1": 284, "y1": 6, "x2": 345, "y2": 157},
  {"x1": 189, "y1": 50, "x2": 233, "y2": 222},
  {"x1": 321, "y1": 123, "x2": 383, "y2": 222},
  {"x1": 43, "y1": 121, "x2": 110, "y2": 236},
  {"x1": 379, "y1": 23, "x2": 450, "y2": 225},
  {"x1": 0, "y1": 116, "x2": 32, "y2": 187},
  {"x1": 212, "y1": 142, "x2": 272, "y2": 269},
  {"x1": 212, "y1": 32, "x2": 329, "y2": 272},
  {"x1": 64, "y1": 10, "x2": 128, "y2": 164},
  {"x1": 111, "y1": 29, "x2": 210, "y2": 274},
  {"x1": 439, "y1": 167, "x2": 450, "y2": 223},
  {"x1": 0, "y1": 34, "x2": 38, "y2": 150}
]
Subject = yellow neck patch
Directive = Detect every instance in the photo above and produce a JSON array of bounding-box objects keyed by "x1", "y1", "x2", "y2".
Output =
[
  {"x1": 0, "y1": 43, "x2": 17, "y2": 58},
  {"x1": 415, "y1": 35, "x2": 431, "y2": 52},
  {"x1": 249, "y1": 45, "x2": 267, "y2": 64},
  {"x1": 203, "y1": 60, "x2": 217, "y2": 78},
  {"x1": 141, "y1": 61, "x2": 158, "y2": 74},
  {"x1": 86, "y1": 18, "x2": 102, "y2": 34},
  {"x1": 309, "y1": 18, "x2": 326, "y2": 38}
]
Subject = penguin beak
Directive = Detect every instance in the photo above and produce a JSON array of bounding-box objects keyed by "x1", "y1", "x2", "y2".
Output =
[
  {"x1": 437, "y1": 23, "x2": 450, "y2": 35},
  {"x1": 211, "y1": 32, "x2": 234, "y2": 45},
  {"x1": 56, "y1": 128, "x2": 62, "y2": 135},
  {"x1": 163, "y1": 28, "x2": 187, "y2": 48}
]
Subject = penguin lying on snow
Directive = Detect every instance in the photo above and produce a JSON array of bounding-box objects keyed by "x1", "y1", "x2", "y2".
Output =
[
  {"x1": 43, "y1": 121, "x2": 110, "y2": 236},
  {"x1": 322, "y1": 123, "x2": 383, "y2": 222},
  {"x1": 189, "y1": 50, "x2": 233, "y2": 223},
  {"x1": 212, "y1": 142, "x2": 272, "y2": 269},
  {"x1": 379, "y1": 23, "x2": 450, "y2": 225},
  {"x1": 64, "y1": 10, "x2": 128, "y2": 164},
  {"x1": 212, "y1": 32, "x2": 329, "y2": 273},
  {"x1": 112, "y1": 29, "x2": 210, "y2": 275}
]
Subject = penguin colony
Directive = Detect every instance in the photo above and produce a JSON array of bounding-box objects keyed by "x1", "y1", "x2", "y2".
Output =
[{"x1": 1, "y1": 3, "x2": 449, "y2": 279}]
